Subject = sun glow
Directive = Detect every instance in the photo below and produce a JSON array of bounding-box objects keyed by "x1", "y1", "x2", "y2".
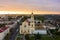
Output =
[
  {"x1": 0, "y1": 11, "x2": 30, "y2": 14},
  {"x1": 0, "y1": 11, "x2": 60, "y2": 15}
]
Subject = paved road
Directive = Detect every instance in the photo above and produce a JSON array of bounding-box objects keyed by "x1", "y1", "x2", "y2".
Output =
[
  {"x1": 9, "y1": 16, "x2": 24, "y2": 40},
  {"x1": 9, "y1": 23, "x2": 20, "y2": 40},
  {"x1": 9, "y1": 16, "x2": 28, "y2": 40}
]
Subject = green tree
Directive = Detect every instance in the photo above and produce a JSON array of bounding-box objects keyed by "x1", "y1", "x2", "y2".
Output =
[
  {"x1": 25, "y1": 34, "x2": 30, "y2": 40},
  {"x1": 8, "y1": 16, "x2": 13, "y2": 21},
  {"x1": 35, "y1": 16, "x2": 45, "y2": 22},
  {"x1": 35, "y1": 33, "x2": 41, "y2": 40}
]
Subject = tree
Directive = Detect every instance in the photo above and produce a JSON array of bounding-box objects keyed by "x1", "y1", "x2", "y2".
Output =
[
  {"x1": 34, "y1": 16, "x2": 45, "y2": 22},
  {"x1": 8, "y1": 16, "x2": 13, "y2": 21},
  {"x1": 35, "y1": 33, "x2": 41, "y2": 40},
  {"x1": 25, "y1": 34, "x2": 30, "y2": 40},
  {"x1": 0, "y1": 23, "x2": 6, "y2": 28}
]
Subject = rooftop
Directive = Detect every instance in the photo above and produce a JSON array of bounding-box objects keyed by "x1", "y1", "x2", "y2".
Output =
[{"x1": 0, "y1": 26, "x2": 9, "y2": 33}]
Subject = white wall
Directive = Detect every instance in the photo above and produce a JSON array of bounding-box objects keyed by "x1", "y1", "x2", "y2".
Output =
[{"x1": 0, "y1": 28, "x2": 10, "y2": 40}]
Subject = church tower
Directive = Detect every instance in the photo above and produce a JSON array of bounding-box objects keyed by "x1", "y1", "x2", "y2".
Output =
[{"x1": 29, "y1": 12, "x2": 35, "y2": 34}]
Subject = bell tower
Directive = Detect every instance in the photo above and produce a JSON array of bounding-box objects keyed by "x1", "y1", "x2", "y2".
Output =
[{"x1": 30, "y1": 12, "x2": 35, "y2": 33}]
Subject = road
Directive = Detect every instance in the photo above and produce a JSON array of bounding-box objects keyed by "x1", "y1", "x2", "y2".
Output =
[
  {"x1": 9, "y1": 16, "x2": 24, "y2": 40},
  {"x1": 9, "y1": 22, "x2": 20, "y2": 40}
]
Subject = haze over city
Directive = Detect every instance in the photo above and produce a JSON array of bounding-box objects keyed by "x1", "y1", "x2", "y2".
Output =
[{"x1": 0, "y1": 0, "x2": 60, "y2": 14}]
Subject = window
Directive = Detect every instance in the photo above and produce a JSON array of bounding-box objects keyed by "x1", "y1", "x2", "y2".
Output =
[
  {"x1": 28, "y1": 22, "x2": 30, "y2": 26},
  {"x1": 32, "y1": 24, "x2": 33, "y2": 27},
  {"x1": 38, "y1": 22, "x2": 40, "y2": 23},
  {"x1": 28, "y1": 30, "x2": 29, "y2": 32},
  {"x1": 24, "y1": 25, "x2": 26, "y2": 27},
  {"x1": 21, "y1": 30, "x2": 23, "y2": 32}
]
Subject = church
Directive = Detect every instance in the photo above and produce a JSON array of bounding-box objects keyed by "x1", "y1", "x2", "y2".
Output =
[{"x1": 20, "y1": 12, "x2": 35, "y2": 34}]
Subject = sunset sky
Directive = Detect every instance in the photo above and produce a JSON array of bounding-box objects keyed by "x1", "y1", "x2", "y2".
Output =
[{"x1": 0, "y1": 0, "x2": 60, "y2": 14}]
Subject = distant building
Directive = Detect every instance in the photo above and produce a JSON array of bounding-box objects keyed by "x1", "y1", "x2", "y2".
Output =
[
  {"x1": 1, "y1": 15, "x2": 9, "y2": 21},
  {"x1": 6, "y1": 21, "x2": 18, "y2": 29},
  {"x1": 20, "y1": 12, "x2": 35, "y2": 34}
]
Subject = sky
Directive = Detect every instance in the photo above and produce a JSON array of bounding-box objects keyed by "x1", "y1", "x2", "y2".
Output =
[{"x1": 0, "y1": 0, "x2": 60, "y2": 14}]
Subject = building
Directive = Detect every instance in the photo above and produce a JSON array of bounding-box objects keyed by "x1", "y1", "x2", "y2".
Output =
[
  {"x1": 33, "y1": 30, "x2": 47, "y2": 34},
  {"x1": 1, "y1": 15, "x2": 9, "y2": 21},
  {"x1": 20, "y1": 12, "x2": 35, "y2": 34},
  {"x1": 0, "y1": 26, "x2": 10, "y2": 40}
]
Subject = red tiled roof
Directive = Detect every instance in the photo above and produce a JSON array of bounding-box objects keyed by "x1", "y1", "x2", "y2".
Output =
[{"x1": 0, "y1": 26, "x2": 9, "y2": 33}]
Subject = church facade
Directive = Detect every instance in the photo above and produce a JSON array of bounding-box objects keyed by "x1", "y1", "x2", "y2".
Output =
[{"x1": 20, "y1": 12, "x2": 35, "y2": 34}]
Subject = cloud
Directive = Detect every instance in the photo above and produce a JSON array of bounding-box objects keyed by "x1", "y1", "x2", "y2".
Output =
[{"x1": 0, "y1": 0, "x2": 60, "y2": 12}]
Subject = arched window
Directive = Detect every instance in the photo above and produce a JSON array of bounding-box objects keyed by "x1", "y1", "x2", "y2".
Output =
[
  {"x1": 24, "y1": 25, "x2": 26, "y2": 27},
  {"x1": 28, "y1": 30, "x2": 29, "y2": 32}
]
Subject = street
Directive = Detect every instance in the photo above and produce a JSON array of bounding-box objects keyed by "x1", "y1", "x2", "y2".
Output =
[
  {"x1": 9, "y1": 16, "x2": 24, "y2": 40},
  {"x1": 9, "y1": 23, "x2": 20, "y2": 40}
]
